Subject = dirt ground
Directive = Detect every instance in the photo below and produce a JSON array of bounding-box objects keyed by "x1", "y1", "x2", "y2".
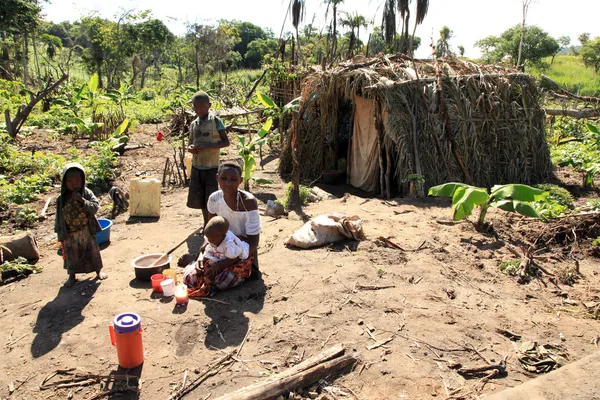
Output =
[{"x1": 1, "y1": 126, "x2": 600, "y2": 400}]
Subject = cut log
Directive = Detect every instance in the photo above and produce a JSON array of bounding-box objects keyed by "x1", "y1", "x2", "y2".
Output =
[
  {"x1": 214, "y1": 349, "x2": 357, "y2": 400},
  {"x1": 544, "y1": 108, "x2": 600, "y2": 119},
  {"x1": 0, "y1": 232, "x2": 40, "y2": 262}
]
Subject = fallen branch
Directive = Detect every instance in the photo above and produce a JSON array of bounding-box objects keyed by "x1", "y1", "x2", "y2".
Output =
[
  {"x1": 213, "y1": 346, "x2": 357, "y2": 400},
  {"x1": 173, "y1": 352, "x2": 235, "y2": 399},
  {"x1": 367, "y1": 337, "x2": 394, "y2": 351},
  {"x1": 544, "y1": 108, "x2": 600, "y2": 119},
  {"x1": 355, "y1": 284, "x2": 396, "y2": 291},
  {"x1": 495, "y1": 328, "x2": 522, "y2": 341},
  {"x1": 457, "y1": 364, "x2": 505, "y2": 378},
  {"x1": 541, "y1": 75, "x2": 600, "y2": 104},
  {"x1": 40, "y1": 197, "x2": 53, "y2": 219},
  {"x1": 376, "y1": 236, "x2": 405, "y2": 251}
]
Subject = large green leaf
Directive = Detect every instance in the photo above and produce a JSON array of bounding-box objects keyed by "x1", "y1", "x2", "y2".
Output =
[
  {"x1": 587, "y1": 123, "x2": 600, "y2": 135},
  {"x1": 491, "y1": 199, "x2": 542, "y2": 219},
  {"x1": 52, "y1": 99, "x2": 69, "y2": 107},
  {"x1": 112, "y1": 119, "x2": 129, "y2": 137},
  {"x1": 490, "y1": 184, "x2": 547, "y2": 202},
  {"x1": 73, "y1": 117, "x2": 86, "y2": 128},
  {"x1": 257, "y1": 117, "x2": 274, "y2": 138},
  {"x1": 451, "y1": 186, "x2": 490, "y2": 221},
  {"x1": 283, "y1": 96, "x2": 301, "y2": 113},
  {"x1": 428, "y1": 182, "x2": 471, "y2": 198},
  {"x1": 243, "y1": 155, "x2": 256, "y2": 183},
  {"x1": 88, "y1": 74, "x2": 99, "y2": 93},
  {"x1": 75, "y1": 84, "x2": 86, "y2": 99},
  {"x1": 256, "y1": 91, "x2": 276, "y2": 109},
  {"x1": 237, "y1": 135, "x2": 246, "y2": 147}
]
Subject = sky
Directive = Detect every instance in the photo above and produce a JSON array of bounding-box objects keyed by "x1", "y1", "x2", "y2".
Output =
[{"x1": 41, "y1": 0, "x2": 600, "y2": 58}]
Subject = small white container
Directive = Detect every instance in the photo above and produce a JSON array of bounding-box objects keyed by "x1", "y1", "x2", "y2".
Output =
[{"x1": 160, "y1": 278, "x2": 175, "y2": 296}]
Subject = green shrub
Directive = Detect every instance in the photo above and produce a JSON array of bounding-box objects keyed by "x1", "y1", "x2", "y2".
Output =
[
  {"x1": 535, "y1": 184, "x2": 574, "y2": 207},
  {"x1": 0, "y1": 174, "x2": 52, "y2": 206},
  {"x1": 16, "y1": 207, "x2": 39, "y2": 228},
  {"x1": 278, "y1": 182, "x2": 310, "y2": 209},
  {"x1": 499, "y1": 259, "x2": 520, "y2": 276},
  {"x1": 139, "y1": 89, "x2": 156, "y2": 101}
]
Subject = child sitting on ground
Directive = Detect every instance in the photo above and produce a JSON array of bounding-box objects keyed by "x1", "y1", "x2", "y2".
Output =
[
  {"x1": 202, "y1": 216, "x2": 249, "y2": 264},
  {"x1": 54, "y1": 163, "x2": 107, "y2": 287},
  {"x1": 183, "y1": 216, "x2": 249, "y2": 296}
]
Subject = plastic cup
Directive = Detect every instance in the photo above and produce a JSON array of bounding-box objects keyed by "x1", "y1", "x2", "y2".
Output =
[
  {"x1": 160, "y1": 278, "x2": 175, "y2": 297},
  {"x1": 174, "y1": 284, "x2": 189, "y2": 306},
  {"x1": 163, "y1": 269, "x2": 177, "y2": 284},
  {"x1": 151, "y1": 274, "x2": 166, "y2": 293}
]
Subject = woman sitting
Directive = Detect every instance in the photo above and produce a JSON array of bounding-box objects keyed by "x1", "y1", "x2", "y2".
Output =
[{"x1": 183, "y1": 161, "x2": 261, "y2": 296}]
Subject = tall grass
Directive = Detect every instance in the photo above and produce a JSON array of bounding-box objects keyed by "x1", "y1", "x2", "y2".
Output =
[{"x1": 530, "y1": 55, "x2": 600, "y2": 96}]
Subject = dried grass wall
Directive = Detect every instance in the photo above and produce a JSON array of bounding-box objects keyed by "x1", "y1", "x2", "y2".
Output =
[{"x1": 280, "y1": 69, "x2": 552, "y2": 194}]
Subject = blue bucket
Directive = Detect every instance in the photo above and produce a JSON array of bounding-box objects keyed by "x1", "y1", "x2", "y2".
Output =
[{"x1": 96, "y1": 218, "x2": 113, "y2": 245}]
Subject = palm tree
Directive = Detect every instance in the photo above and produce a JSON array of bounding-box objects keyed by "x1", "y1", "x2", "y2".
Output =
[
  {"x1": 324, "y1": 0, "x2": 345, "y2": 61},
  {"x1": 289, "y1": 0, "x2": 306, "y2": 64},
  {"x1": 435, "y1": 25, "x2": 453, "y2": 57},
  {"x1": 381, "y1": 0, "x2": 429, "y2": 55},
  {"x1": 409, "y1": 0, "x2": 429, "y2": 56},
  {"x1": 340, "y1": 12, "x2": 370, "y2": 57}
]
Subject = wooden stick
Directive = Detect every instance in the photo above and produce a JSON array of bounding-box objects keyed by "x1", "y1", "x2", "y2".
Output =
[
  {"x1": 174, "y1": 352, "x2": 234, "y2": 399},
  {"x1": 237, "y1": 325, "x2": 251, "y2": 357},
  {"x1": 376, "y1": 236, "x2": 405, "y2": 251},
  {"x1": 213, "y1": 351, "x2": 357, "y2": 400},
  {"x1": 356, "y1": 284, "x2": 396, "y2": 291},
  {"x1": 150, "y1": 227, "x2": 203, "y2": 267},
  {"x1": 40, "y1": 197, "x2": 53, "y2": 219},
  {"x1": 367, "y1": 337, "x2": 393, "y2": 351}
]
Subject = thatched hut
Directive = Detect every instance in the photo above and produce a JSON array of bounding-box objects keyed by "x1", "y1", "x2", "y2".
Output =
[{"x1": 279, "y1": 55, "x2": 552, "y2": 197}]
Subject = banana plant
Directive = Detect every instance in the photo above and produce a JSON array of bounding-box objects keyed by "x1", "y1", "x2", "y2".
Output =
[
  {"x1": 83, "y1": 73, "x2": 102, "y2": 121},
  {"x1": 428, "y1": 183, "x2": 548, "y2": 226},
  {"x1": 104, "y1": 83, "x2": 136, "y2": 118},
  {"x1": 52, "y1": 83, "x2": 86, "y2": 117},
  {"x1": 237, "y1": 130, "x2": 274, "y2": 191},
  {"x1": 256, "y1": 91, "x2": 301, "y2": 143}
]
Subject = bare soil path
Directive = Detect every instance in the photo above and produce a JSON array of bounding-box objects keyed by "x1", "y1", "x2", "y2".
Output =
[{"x1": 1, "y1": 126, "x2": 599, "y2": 400}]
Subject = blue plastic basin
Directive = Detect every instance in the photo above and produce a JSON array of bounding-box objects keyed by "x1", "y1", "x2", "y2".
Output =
[{"x1": 96, "y1": 218, "x2": 113, "y2": 245}]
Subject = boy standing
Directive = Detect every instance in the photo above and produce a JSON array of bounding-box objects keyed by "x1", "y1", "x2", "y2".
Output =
[{"x1": 187, "y1": 91, "x2": 230, "y2": 227}]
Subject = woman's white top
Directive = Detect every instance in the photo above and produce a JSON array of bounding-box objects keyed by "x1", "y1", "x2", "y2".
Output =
[
  {"x1": 207, "y1": 190, "x2": 262, "y2": 238},
  {"x1": 203, "y1": 231, "x2": 250, "y2": 263}
]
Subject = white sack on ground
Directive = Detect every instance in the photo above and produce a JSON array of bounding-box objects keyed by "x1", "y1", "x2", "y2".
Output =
[{"x1": 284, "y1": 214, "x2": 365, "y2": 249}]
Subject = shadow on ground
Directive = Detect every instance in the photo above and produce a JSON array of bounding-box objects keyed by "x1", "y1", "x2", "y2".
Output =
[
  {"x1": 105, "y1": 364, "x2": 143, "y2": 400},
  {"x1": 31, "y1": 279, "x2": 100, "y2": 358},
  {"x1": 200, "y1": 273, "x2": 267, "y2": 351}
]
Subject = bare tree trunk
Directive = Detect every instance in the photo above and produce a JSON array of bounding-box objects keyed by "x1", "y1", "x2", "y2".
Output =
[
  {"x1": 195, "y1": 45, "x2": 201, "y2": 90},
  {"x1": 332, "y1": 5, "x2": 338, "y2": 59},
  {"x1": 22, "y1": 34, "x2": 29, "y2": 85},
  {"x1": 5, "y1": 74, "x2": 68, "y2": 138},
  {"x1": 32, "y1": 32, "x2": 41, "y2": 84},
  {"x1": 96, "y1": 61, "x2": 103, "y2": 89},
  {"x1": 517, "y1": 0, "x2": 532, "y2": 71}
]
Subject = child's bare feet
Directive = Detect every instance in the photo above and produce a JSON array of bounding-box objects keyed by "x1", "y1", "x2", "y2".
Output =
[
  {"x1": 64, "y1": 274, "x2": 77, "y2": 287},
  {"x1": 96, "y1": 271, "x2": 107, "y2": 280}
]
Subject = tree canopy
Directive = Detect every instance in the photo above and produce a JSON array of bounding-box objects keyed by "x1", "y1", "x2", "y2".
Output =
[{"x1": 475, "y1": 25, "x2": 560, "y2": 70}]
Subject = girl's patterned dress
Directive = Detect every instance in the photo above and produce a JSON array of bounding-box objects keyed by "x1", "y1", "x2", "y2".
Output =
[{"x1": 62, "y1": 198, "x2": 103, "y2": 275}]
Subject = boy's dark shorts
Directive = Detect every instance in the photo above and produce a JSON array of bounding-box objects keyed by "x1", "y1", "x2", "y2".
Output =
[{"x1": 187, "y1": 167, "x2": 218, "y2": 209}]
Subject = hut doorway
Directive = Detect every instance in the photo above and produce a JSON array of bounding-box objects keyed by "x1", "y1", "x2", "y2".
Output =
[{"x1": 348, "y1": 95, "x2": 380, "y2": 193}]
